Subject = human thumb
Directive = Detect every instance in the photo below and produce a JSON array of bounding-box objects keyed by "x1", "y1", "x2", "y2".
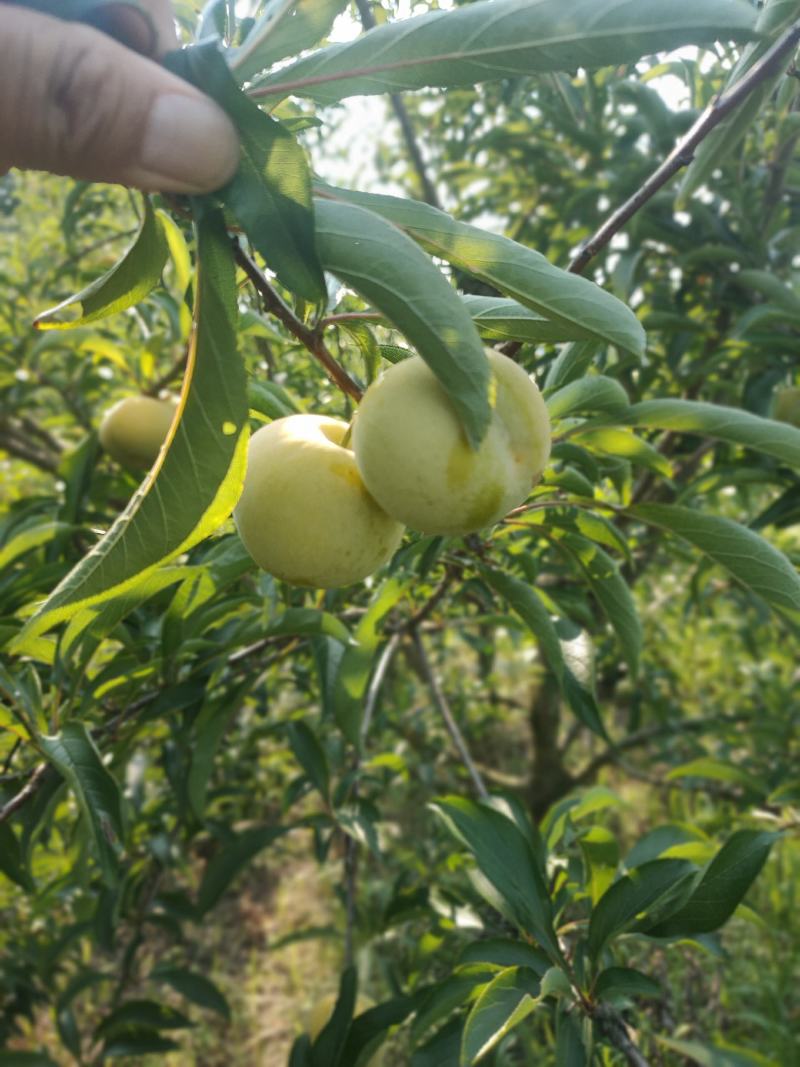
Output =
[{"x1": 0, "y1": 4, "x2": 240, "y2": 193}]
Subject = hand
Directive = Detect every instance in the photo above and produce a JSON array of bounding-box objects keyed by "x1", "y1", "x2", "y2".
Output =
[{"x1": 0, "y1": 0, "x2": 239, "y2": 193}]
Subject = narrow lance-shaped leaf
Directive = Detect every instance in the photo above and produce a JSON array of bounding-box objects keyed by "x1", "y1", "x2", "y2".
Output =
[
  {"x1": 316, "y1": 184, "x2": 645, "y2": 357},
  {"x1": 560, "y1": 534, "x2": 641, "y2": 675},
  {"x1": 461, "y1": 295, "x2": 594, "y2": 345},
  {"x1": 11, "y1": 204, "x2": 249, "y2": 647},
  {"x1": 232, "y1": 0, "x2": 351, "y2": 83},
  {"x1": 480, "y1": 566, "x2": 606, "y2": 737},
  {"x1": 624, "y1": 398, "x2": 800, "y2": 468},
  {"x1": 461, "y1": 967, "x2": 542, "y2": 1067},
  {"x1": 34, "y1": 196, "x2": 167, "y2": 330},
  {"x1": 587, "y1": 858, "x2": 698, "y2": 961},
  {"x1": 431, "y1": 796, "x2": 561, "y2": 960},
  {"x1": 313, "y1": 197, "x2": 491, "y2": 448},
  {"x1": 166, "y1": 42, "x2": 326, "y2": 303},
  {"x1": 39, "y1": 722, "x2": 125, "y2": 886},
  {"x1": 645, "y1": 831, "x2": 777, "y2": 938},
  {"x1": 254, "y1": 0, "x2": 757, "y2": 104},
  {"x1": 629, "y1": 504, "x2": 800, "y2": 618}
]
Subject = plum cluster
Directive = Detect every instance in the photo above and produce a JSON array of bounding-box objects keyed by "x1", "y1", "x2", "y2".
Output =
[{"x1": 98, "y1": 350, "x2": 551, "y2": 588}]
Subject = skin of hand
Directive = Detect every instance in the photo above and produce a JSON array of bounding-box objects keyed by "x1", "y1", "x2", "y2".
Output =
[{"x1": 0, "y1": 0, "x2": 240, "y2": 193}]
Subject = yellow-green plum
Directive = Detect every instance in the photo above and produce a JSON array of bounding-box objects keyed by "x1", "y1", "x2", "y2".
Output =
[
  {"x1": 773, "y1": 386, "x2": 800, "y2": 427},
  {"x1": 234, "y1": 414, "x2": 404, "y2": 588},
  {"x1": 352, "y1": 350, "x2": 551, "y2": 536},
  {"x1": 98, "y1": 395, "x2": 177, "y2": 470}
]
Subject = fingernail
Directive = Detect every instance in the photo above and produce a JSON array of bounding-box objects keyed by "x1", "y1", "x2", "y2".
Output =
[{"x1": 136, "y1": 93, "x2": 239, "y2": 193}]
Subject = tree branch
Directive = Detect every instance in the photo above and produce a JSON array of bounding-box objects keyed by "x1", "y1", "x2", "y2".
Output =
[
  {"x1": 233, "y1": 241, "x2": 363, "y2": 403},
  {"x1": 568, "y1": 22, "x2": 800, "y2": 274},
  {"x1": 0, "y1": 763, "x2": 53, "y2": 824},
  {"x1": 411, "y1": 629, "x2": 488, "y2": 799}
]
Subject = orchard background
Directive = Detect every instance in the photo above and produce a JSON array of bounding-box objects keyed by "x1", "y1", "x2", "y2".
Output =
[{"x1": 1, "y1": 0, "x2": 800, "y2": 1064}]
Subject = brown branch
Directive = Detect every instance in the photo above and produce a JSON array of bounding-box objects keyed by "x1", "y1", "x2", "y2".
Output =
[
  {"x1": 0, "y1": 425, "x2": 60, "y2": 474},
  {"x1": 573, "y1": 713, "x2": 753, "y2": 787},
  {"x1": 0, "y1": 763, "x2": 53, "y2": 825},
  {"x1": 568, "y1": 22, "x2": 800, "y2": 274},
  {"x1": 143, "y1": 343, "x2": 189, "y2": 397},
  {"x1": 233, "y1": 242, "x2": 363, "y2": 403},
  {"x1": 596, "y1": 1008, "x2": 652, "y2": 1067}
]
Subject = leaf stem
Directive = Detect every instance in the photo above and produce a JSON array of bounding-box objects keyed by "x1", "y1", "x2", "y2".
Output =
[{"x1": 233, "y1": 242, "x2": 363, "y2": 403}]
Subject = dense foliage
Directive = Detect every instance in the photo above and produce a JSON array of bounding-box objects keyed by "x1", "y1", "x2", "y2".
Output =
[{"x1": 1, "y1": 1, "x2": 799, "y2": 1064}]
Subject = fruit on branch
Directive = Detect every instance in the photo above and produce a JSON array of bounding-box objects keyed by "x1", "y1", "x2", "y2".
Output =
[
  {"x1": 98, "y1": 395, "x2": 177, "y2": 470},
  {"x1": 234, "y1": 414, "x2": 404, "y2": 588},
  {"x1": 352, "y1": 349, "x2": 551, "y2": 536},
  {"x1": 773, "y1": 386, "x2": 800, "y2": 427}
]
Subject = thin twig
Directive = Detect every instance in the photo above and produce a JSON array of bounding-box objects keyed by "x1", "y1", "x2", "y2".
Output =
[
  {"x1": 233, "y1": 242, "x2": 363, "y2": 403},
  {"x1": 0, "y1": 763, "x2": 52, "y2": 824},
  {"x1": 411, "y1": 629, "x2": 488, "y2": 799},
  {"x1": 143, "y1": 343, "x2": 190, "y2": 397},
  {"x1": 568, "y1": 22, "x2": 800, "y2": 274}
]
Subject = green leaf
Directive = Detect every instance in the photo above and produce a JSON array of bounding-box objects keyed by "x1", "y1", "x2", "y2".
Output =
[
  {"x1": 39, "y1": 722, "x2": 125, "y2": 885},
  {"x1": 233, "y1": 0, "x2": 351, "y2": 82},
  {"x1": 255, "y1": 0, "x2": 756, "y2": 104},
  {"x1": 587, "y1": 858, "x2": 697, "y2": 960},
  {"x1": 624, "y1": 399, "x2": 800, "y2": 468},
  {"x1": 0, "y1": 521, "x2": 73, "y2": 570},
  {"x1": 341, "y1": 994, "x2": 423, "y2": 1067},
  {"x1": 571, "y1": 427, "x2": 672, "y2": 476},
  {"x1": 432, "y1": 796, "x2": 560, "y2": 960},
  {"x1": 666, "y1": 758, "x2": 766, "y2": 797},
  {"x1": 11, "y1": 204, "x2": 249, "y2": 646},
  {"x1": 555, "y1": 1005, "x2": 588, "y2": 1067},
  {"x1": 313, "y1": 198, "x2": 491, "y2": 448},
  {"x1": 196, "y1": 824, "x2": 288, "y2": 915},
  {"x1": 152, "y1": 967, "x2": 230, "y2": 1019},
  {"x1": 629, "y1": 504, "x2": 800, "y2": 618},
  {"x1": 0, "y1": 822, "x2": 33, "y2": 891},
  {"x1": 34, "y1": 196, "x2": 168, "y2": 329},
  {"x1": 287, "y1": 721, "x2": 330, "y2": 801},
  {"x1": 317, "y1": 185, "x2": 645, "y2": 357},
  {"x1": 544, "y1": 341, "x2": 600, "y2": 391},
  {"x1": 311, "y1": 966, "x2": 356, "y2": 1067},
  {"x1": 595, "y1": 966, "x2": 661, "y2": 1001},
  {"x1": 579, "y1": 826, "x2": 619, "y2": 905},
  {"x1": 646, "y1": 831, "x2": 777, "y2": 938},
  {"x1": 546, "y1": 376, "x2": 629, "y2": 420},
  {"x1": 102, "y1": 1031, "x2": 181, "y2": 1057},
  {"x1": 480, "y1": 567, "x2": 606, "y2": 736},
  {"x1": 462, "y1": 295, "x2": 591, "y2": 345},
  {"x1": 561, "y1": 534, "x2": 641, "y2": 674},
  {"x1": 458, "y1": 940, "x2": 551, "y2": 976},
  {"x1": 657, "y1": 1037, "x2": 779, "y2": 1067},
  {"x1": 96, "y1": 1000, "x2": 193, "y2": 1037},
  {"x1": 166, "y1": 42, "x2": 325, "y2": 303},
  {"x1": 460, "y1": 967, "x2": 541, "y2": 1066},
  {"x1": 333, "y1": 577, "x2": 405, "y2": 745}
]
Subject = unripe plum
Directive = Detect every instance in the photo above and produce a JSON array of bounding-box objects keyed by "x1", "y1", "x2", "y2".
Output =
[
  {"x1": 234, "y1": 414, "x2": 404, "y2": 588},
  {"x1": 352, "y1": 350, "x2": 550, "y2": 535}
]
